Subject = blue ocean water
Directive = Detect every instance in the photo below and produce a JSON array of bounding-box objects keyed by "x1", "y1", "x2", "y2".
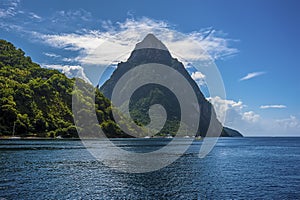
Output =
[{"x1": 0, "y1": 138, "x2": 299, "y2": 199}]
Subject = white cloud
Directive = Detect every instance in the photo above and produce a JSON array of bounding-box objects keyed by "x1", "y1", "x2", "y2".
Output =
[
  {"x1": 260, "y1": 104, "x2": 287, "y2": 109},
  {"x1": 54, "y1": 9, "x2": 92, "y2": 22},
  {"x1": 43, "y1": 53, "x2": 76, "y2": 64},
  {"x1": 43, "y1": 64, "x2": 90, "y2": 83},
  {"x1": 207, "y1": 96, "x2": 300, "y2": 136},
  {"x1": 191, "y1": 71, "x2": 206, "y2": 86},
  {"x1": 0, "y1": 0, "x2": 19, "y2": 18},
  {"x1": 242, "y1": 111, "x2": 260, "y2": 123},
  {"x1": 29, "y1": 12, "x2": 41, "y2": 20},
  {"x1": 276, "y1": 116, "x2": 300, "y2": 129},
  {"x1": 43, "y1": 52, "x2": 60, "y2": 58},
  {"x1": 207, "y1": 96, "x2": 245, "y2": 124},
  {"x1": 38, "y1": 18, "x2": 238, "y2": 65},
  {"x1": 0, "y1": 1, "x2": 40, "y2": 20},
  {"x1": 207, "y1": 96, "x2": 262, "y2": 133},
  {"x1": 239, "y1": 71, "x2": 265, "y2": 81},
  {"x1": 62, "y1": 58, "x2": 74, "y2": 62}
]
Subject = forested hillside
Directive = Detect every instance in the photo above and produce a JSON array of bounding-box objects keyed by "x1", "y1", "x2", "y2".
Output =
[
  {"x1": 0, "y1": 39, "x2": 130, "y2": 138},
  {"x1": 0, "y1": 39, "x2": 242, "y2": 138}
]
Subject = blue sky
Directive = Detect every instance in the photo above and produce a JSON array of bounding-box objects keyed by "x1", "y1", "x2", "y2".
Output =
[{"x1": 1, "y1": 0, "x2": 300, "y2": 136}]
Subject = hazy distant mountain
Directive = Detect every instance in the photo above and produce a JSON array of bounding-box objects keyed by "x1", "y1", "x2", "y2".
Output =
[{"x1": 101, "y1": 34, "x2": 243, "y2": 137}]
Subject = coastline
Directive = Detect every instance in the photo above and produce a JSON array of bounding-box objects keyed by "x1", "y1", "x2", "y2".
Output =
[{"x1": 1, "y1": 136, "x2": 299, "y2": 140}]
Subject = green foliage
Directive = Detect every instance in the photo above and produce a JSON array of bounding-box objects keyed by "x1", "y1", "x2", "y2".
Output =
[
  {"x1": 0, "y1": 39, "x2": 129, "y2": 138},
  {"x1": 128, "y1": 84, "x2": 181, "y2": 136},
  {"x1": 100, "y1": 47, "x2": 229, "y2": 137},
  {"x1": 0, "y1": 39, "x2": 242, "y2": 138}
]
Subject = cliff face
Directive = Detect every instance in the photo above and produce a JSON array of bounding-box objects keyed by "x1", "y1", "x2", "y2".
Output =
[{"x1": 100, "y1": 34, "x2": 243, "y2": 137}]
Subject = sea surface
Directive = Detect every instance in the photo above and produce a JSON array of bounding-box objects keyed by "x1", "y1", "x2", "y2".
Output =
[{"x1": 0, "y1": 137, "x2": 299, "y2": 199}]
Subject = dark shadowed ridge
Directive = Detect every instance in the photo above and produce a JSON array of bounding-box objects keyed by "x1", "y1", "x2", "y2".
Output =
[{"x1": 100, "y1": 34, "x2": 243, "y2": 137}]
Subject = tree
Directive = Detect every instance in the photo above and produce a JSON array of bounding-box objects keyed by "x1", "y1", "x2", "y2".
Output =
[{"x1": 0, "y1": 96, "x2": 17, "y2": 134}]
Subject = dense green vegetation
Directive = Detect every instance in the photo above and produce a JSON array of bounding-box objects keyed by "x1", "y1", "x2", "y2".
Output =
[
  {"x1": 128, "y1": 83, "x2": 181, "y2": 136},
  {"x1": 0, "y1": 39, "x2": 131, "y2": 138},
  {"x1": 0, "y1": 38, "x2": 242, "y2": 138},
  {"x1": 101, "y1": 34, "x2": 242, "y2": 137},
  {"x1": 101, "y1": 47, "x2": 220, "y2": 137}
]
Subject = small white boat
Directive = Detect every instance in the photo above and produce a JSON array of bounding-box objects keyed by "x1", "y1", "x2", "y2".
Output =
[
  {"x1": 195, "y1": 136, "x2": 202, "y2": 140},
  {"x1": 8, "y1": 136, "x2": 21, "y2": 139}
]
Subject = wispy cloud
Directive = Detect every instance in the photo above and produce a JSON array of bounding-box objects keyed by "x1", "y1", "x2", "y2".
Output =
[
  {"x1": 0, "y1": 0, "x2": 43, "y2": 34},
  {"x1": 38, "y1": 18, "x2": 238, "y2": 65},
  {"x1": 0, "y1": 3, "x2": 94, "y2": 35},
  {"x1": 260, "y1": 105, "x2": 287, "y2": 109},
  {"x1": 239, "y1": 71, "x2": 265, "y2": 81},
  {"x1": 43, "y1": 52, "x2": 61, "y2": 58},
  {"x1": 29, "y1": 12, "x2": 41, "y2": 20},
  {"x1": 0, "y1": 0, "x2": 19, "y2": 18},
  {"x1": 53, "y1": 9, "x2": 92, "y2": 22},
  {"x1": 0, "y1": 0, "x2": 41, "y2": 20}
]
